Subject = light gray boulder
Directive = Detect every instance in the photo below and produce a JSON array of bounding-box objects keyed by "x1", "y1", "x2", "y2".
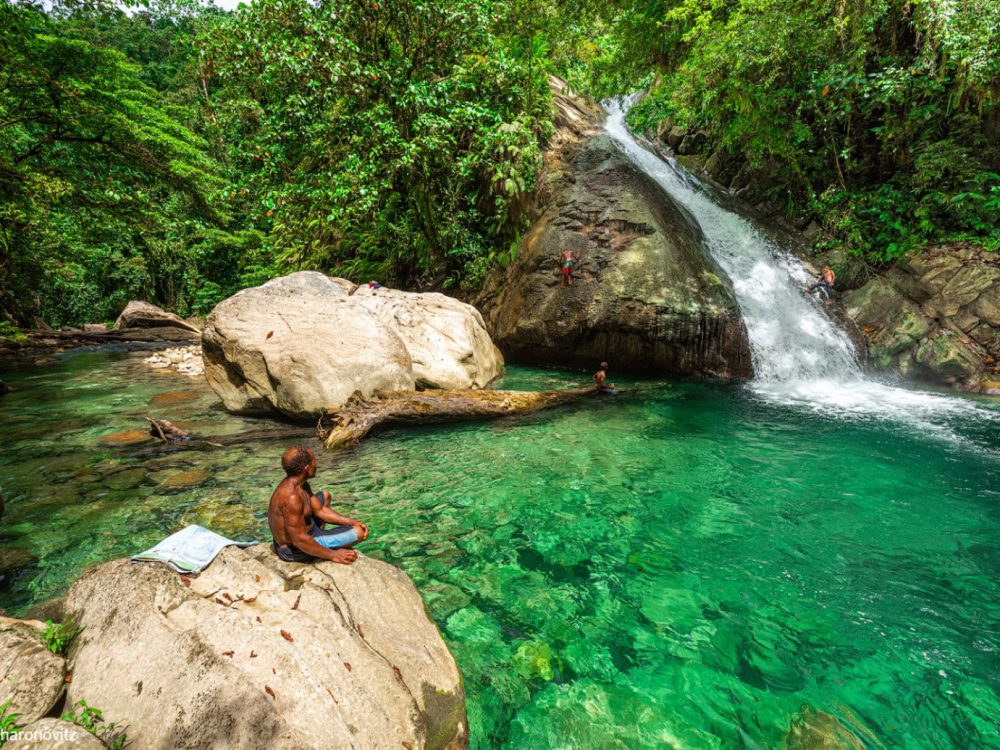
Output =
[
  {"x1": 114, "y1": 301, "x2": 201, "y2": 334},
  {"x1": 202, "y1": 271, "x2": 504, "y2": 418},
  {"x1": 202, "y1": 272, "x2": 414, "y2": 418},
  {"x1": 0, "y1": 622, "x2": 66, "y2": 725},
  {"x1": 64, "y1": 546, "x2": 467, "y2": 750},
  {"x1": 354, "y1": 287, "x2": 502, "y2": 389}
]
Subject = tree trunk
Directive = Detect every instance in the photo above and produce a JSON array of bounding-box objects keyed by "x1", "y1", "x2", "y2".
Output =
[{"x1": 323, "y1": 387, "x2": 595, "y2": 449}]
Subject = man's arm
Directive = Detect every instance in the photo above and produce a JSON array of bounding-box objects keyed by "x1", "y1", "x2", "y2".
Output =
[
  {"x1": 310, "y1": 493, "x2": 369, "y2": 538},
  {"x1": 284, "y1": 496, "x2": 358, "y2": 563}
]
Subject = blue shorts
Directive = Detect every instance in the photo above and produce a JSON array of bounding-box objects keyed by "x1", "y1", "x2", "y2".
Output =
[
  {"x1": 310, "y1": 524, "x2": 358, "y2": 549},
  {"x1": 272, "y1": 524, "x2": 358, "y2": 562}
]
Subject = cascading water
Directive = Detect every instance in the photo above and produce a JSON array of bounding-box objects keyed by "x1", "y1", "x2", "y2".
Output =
[{"x1": 603, "y1": 97, "x2": 999, "y2": 443}]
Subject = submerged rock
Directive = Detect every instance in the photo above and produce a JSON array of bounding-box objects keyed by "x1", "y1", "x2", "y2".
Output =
[
  {"x1": 785, "y1": 705, "x2": 866, "y2": 750},
  {"x1": 0, "y1": 547, "x2": 39, "y2": 583},
  {"x1": 202, "y1": 271, "x2": 503, "y2": 419},
  {"x1": 64, "y1": 546, "x2": 468, "y2": 750},
  {"x1": 155, "y1": 468, "x2": 211, "y2": 492},
  {"x1": 0, "y1": 621, "x2": 67, "y2": 725},
  {"x1": 476, "y1": 84, "x2": 750, "y2": 378},
  {"x1": 844, "y1": 244, "x2": 999, "y2": 391},
  {"x1": 99, "y1": 429, "x2": 152, "y2": 447},
  {"x1": 149, "y1": 389, "x2": 200, "y2": 407}
]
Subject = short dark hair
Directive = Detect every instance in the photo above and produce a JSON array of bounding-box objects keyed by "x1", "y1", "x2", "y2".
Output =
[{"x1": 282, "y1": 445, "x2": 314, "y2": 476}]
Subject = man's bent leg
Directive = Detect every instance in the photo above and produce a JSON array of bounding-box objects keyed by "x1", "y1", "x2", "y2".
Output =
[{"x1": 310, "y1": 524, "x2": 359, "y2": 550}]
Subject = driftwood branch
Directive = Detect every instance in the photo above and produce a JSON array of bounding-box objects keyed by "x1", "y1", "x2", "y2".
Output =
[
  {"x1": 323, "y1": 387, "x2": 595, "y2": 449},
  {"x1": 123, "y1": 425, "x2": 318, "y2": 459}
]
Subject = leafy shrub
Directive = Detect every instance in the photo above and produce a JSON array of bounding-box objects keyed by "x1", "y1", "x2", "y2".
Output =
[{"x1": 42, "y1": 619, "x2": 82, "y2": 656}]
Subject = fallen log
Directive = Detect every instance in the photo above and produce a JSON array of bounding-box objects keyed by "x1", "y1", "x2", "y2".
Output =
[{"x1": 323, "y1": 387, "x2": 596, "y2": 449}]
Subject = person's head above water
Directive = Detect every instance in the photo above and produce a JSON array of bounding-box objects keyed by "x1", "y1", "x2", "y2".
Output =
[{"x1": 281, "y1": 445, "x2": 316, "y2": 478}]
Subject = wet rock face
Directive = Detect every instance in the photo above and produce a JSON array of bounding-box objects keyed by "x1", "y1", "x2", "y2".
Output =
[
  {"x1": 478, "y1": 132, "x2": 751, "y2": 378},
  {"x1": 844, "y1": 244, "x2": 1000, "y2": 391},
  {"x1": 64, "y1": 547, "x2": 468, "y2": 750}
]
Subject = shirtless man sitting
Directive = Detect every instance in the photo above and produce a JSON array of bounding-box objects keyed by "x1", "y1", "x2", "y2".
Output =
[
  {"x1": 807, "y1": 265, "x2": 836, "y2": 304},
  {"x1": 593, "y1": 361, "x2": 617, "y2": 395},
  {"x1": 268, "y1": 445, "x2": 369, "y2": 564}
]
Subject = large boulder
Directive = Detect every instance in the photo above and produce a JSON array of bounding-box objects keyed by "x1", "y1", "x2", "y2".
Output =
[
  {"x1": 0, "y1": 621, "x2": 67, "y2": 724},
  {"x1": 476, "y1": 108, "x2": 750, "y2": 377},
  {"x1": 354, "y1": 287, "x2": 502, "y2": 389},
  {"x1": 64, "y1": 546, "x2": 467, "y2": 750},
  {"x1": 844, "y1": 244, "x2": 998, "y2": 390},
  {"x1": 202, "y1": 272, "x2": 502, "y2": 418},
  {"x1": 202, "y1": 272, "x2": 414, "y2": 418},
  {"x1": 114, "y1": 301, "x2": 201, "y2": 334}
]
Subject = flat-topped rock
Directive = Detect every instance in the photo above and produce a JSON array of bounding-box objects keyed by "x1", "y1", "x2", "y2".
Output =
[{"x1": 64, "y1": 546, "x2": 467, "y2": 750}]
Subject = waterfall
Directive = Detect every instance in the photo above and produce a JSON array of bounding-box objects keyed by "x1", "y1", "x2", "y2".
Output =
[
  {"x1": 603, "y1": 98, "x2": 1000, "y2": 442},
  {"x1": 604, "y1": 99, "x2": 859, "y2": 383}
]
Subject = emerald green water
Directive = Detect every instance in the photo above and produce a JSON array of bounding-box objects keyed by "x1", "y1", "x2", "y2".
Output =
[{"x1": 1, "y1": 349, "x2": 999, "y2": 748}]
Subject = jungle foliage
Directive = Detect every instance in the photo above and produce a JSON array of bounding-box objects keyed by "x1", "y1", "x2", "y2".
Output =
[
  {"x1": 1, "y1": 0, "x2": 554, "y2": 326},
  {"x1": 1, "y1": 0, "x2": 997, "y2": 327},
  {"x1": 599, "y1": 0, "x2": 1000, "y2": 265}
]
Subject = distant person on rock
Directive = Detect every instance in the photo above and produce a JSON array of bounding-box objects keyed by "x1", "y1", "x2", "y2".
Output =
[
  {"x1": 269, "y1": 446, "x2": 369, "y2": 564},
  {"x1": 593, "y1": 361, "x2": 617, "y2": 396},
  {"x1": 560, "y1": 249, "x2": 580, "y2": 287},
  {"x1": 807, "y1": 266, "x2": 836, "y2": 304}
]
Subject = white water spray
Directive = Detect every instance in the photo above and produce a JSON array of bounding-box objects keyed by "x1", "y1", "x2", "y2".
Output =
[{"x1": 603, "y1": 98, "x2": 999, "y2": 440}]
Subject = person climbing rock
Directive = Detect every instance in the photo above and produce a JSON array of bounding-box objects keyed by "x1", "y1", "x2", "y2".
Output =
[
  {"x1": 268, "y1": 445, "x2": 369, "y2": 564},
  {"x1": 807, "y1": 265, "x2": 836, "y2": 304},
  {"x1": 560, "y1": 248, "x2": 580, "y2": 287},
  {"x1": 593, "y1": 362, "x2": 617, "y2": 396}
]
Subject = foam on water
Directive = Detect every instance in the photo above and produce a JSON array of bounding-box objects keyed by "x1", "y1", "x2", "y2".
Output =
[{"x1": 603, "y1": 98, "x2": 999, "y2": 439}]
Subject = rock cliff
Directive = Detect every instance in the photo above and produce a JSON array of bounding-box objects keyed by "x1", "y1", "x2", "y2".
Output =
[{"x1": 476, "y1": 83, "x2": 750, "y2": 378}]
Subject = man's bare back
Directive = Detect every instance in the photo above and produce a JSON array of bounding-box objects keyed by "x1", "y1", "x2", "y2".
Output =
[{"x1": 268, "y1": 446, "x2": 368, "y2": 564}]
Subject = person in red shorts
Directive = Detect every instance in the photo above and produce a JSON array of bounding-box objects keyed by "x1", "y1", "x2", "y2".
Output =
[{"x1": 560, "y1": 248, "x2": 580, "y2": 287}]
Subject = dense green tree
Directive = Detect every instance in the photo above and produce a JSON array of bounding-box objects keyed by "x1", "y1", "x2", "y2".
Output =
[
  {"x1": 601, "y1": 0, "x2": 1000, "y2": 264},
  {"x1": 198, "y1": 0, "x2": 552, "y2": 289},
  {"x1": 0, "y1": 1, "x2": 228, "y2": 325},
  {"x1": 3, "y1": 0, "x2": 998, "y2": 329}
]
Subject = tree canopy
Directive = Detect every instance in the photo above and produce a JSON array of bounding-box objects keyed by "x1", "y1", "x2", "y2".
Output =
[{"x1": 1, "y1": 0, "x2": 997, "y2": 328}]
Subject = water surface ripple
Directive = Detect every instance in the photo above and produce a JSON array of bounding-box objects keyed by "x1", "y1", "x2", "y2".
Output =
[{"x1": 1, "y1": 353, "x2": 998, "y2": 748}]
